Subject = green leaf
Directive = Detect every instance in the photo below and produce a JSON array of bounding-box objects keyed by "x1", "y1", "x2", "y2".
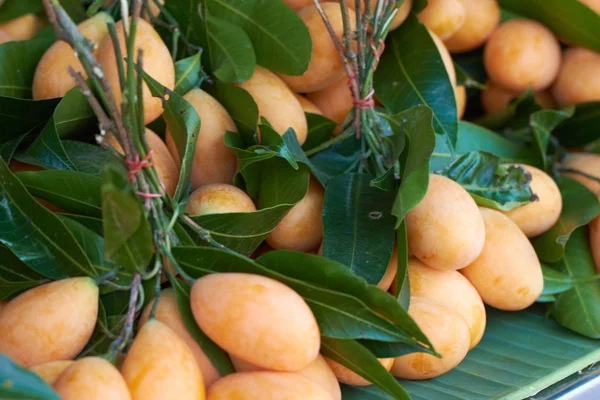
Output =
[
  {"x1": 551, "y1": 228, "x2": 600, "y2": 338},
  {"x1": 59, "y1": 214, "x2": 104, "y2": 236},
  {"x1": 302, "y1": 113, "x2": 336, "y2": 152},
  {"x1": 16, "y1": 170, "x2": 102, "y2": 217},
  {"x1": 0, "y1": 97, "x2": 58, "y2": 142},
  {"x1": 553, "y1": 102, "x2": 600, "y2": 148},
  {"x1": 454, "y1": 62, "x2": 485, "y2": 90},
  {"x1": 174, "y1": 53, "x2": 203, "y2": 95},
  {"x1": 0, "y1": 245, "x2": 46, "y2": 300},
  {"x1": 101, "y1": 165, "x2": 153, "y2": 274},
  {"x1": 175, "y1": 247, "x2": 423, "y2": 343},
  {"x1": 62, "y1": 141, "x2": 120, "y2": 177},
  {"x1": 322, "y1": 173, "x2": 396, "y2": 285},
  {"x1": 529, "y1": 108, "x2": 574, "y2": 170},
  {"x1": 321, "y1": 338, "x2": 410, "y2": 400},
  {"x1": 394, "y1": 222, "x2": 410, "y2": 309},
  {"x1": 0, "y1": 0, "x2": 43, "y2": 22},
  {"x1": 0, "y1": 132, "x2": 28, "y2": 162},
  {"x1": 0, "y1": 158, "x2": 97, "y2": 279},
  {"x1": 205, "y1": 0, "x2": 311, "y2": 75},
  {"x1": 0, "y1": 354, "x2": 61, "y2": 400},
  {"x1": 375, "y1": 14, "x2": 457, "y2": 153},
  {"x1": 0, "y1": 36, "x2": 54, "y2": 98},
  {"x1": 534, "y1": 177, "x2": 600, "y2": 263},
  {"x1": 437, "y1": 151, "x2": 535, "y2": 211},
  {"x1": 22, "y1": 116, "x2": 76, "y2": 171},
  {"x1": 143, "y1": 70, "x2": 200, "y2": 202},
  {"x1": 205, "y1": 81, "x2": 258, "y2": 146},
  {"x1": 309, "y1": 136, "x2": 361, "y2": 185},
  {"x1": 58, "y1": 216, "x2": 105, "y2": 270},
  {"x1": 57, "y1": 0, "x2": 87, "y2": 23},
  {"x1": 541, "y1": 264, "x2": 573, "y2": 297},
  {"x1": 498, "y1": 0, "x2": 600, "y2": 53},
  {"x1": 169, "y1": 279, "x2": 235, "y2": 376}
]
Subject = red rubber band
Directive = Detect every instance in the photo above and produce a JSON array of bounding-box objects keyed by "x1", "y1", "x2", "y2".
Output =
[
  {"x1": 124, "y1": 149, "x2": 155, "y2": 182},
  {"x1": 136, "y1": 191, "x2": 163, "y2": 199},
  {"x1": 371, "y1": 38, "x2": 385, "y2": 69},
  {"x1": 353, "y1": 89, "x2": 375, "y2": 109}
]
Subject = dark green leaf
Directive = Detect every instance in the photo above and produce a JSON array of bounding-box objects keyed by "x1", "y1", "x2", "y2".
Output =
[
  {"x1": 534, "y1": 177, "x2": 600, "y2": 262},
  {"x1": 375, "y1": 14, "x2": 457, "y2": 153},
  {"x1": 437, "y1": 151, "x2": 534, "y2": 211},
  {"x1": 0, "y1": 36, "x2": 54, "y2": 98},
  {"x1": 174, "y1": 53, "x2": 203, "y2": 95},
  {"x1": 62, "y1": 141, "x2": 119, "y2": 177},
  {"x1": 498, "y1": 0, "x2": 600, "y2": 53},
  {"x1": 57, "y1": 0, "x2": 87, "y2": 23},
  {"x1": 0, "y1": 354, "x2": 61, "y2": 400},
  {"x1": 101, "y1": 165, "x2": 153, "y2": 273},
  {"x1": 551, "y1": 228, "x2": 600, "y2": 338},
  {"x1": 541, "y1": 264, "x2": 573, "y2": 296},
  {"x1": 530, "y1": 108, "x2": 574, "y2": 170},
  {"x1": 22, "y1": 117, "x2": 76, "y2": 171},
  {"x1": 321, "y1": 338, "x2": 410, "y2": 400},
  {"x1": 322, "y1": 173, "x2": 396, "y2": 285},
  {"x1": 0, "y1": 158, "x2": 97, "y2": 279},
  {"x1": 412, "y1": 0, "x2": 428, "y2": 13},
  {"x1": 16, "y1": 170, "x2": 102, "y2": 217},
  {"x1": 553, "y1": 102, "x2": 600, "y2": 148},
  {"x1": 0, "y1": 245, "x2": 46, "y2": 300},
  {"x1": 206, "y1": 0, "x2": 311, "y2": 75},
  {"x1": 454, "y1": 62, "x2": 485, "y2": 90},
  {"x1": 143, "y1": 70, "x2": 200, "y2": 202},
  {"x1": 302, "y1": 113, "x2": 336, "y2": 152},
  {"x1": 59, "y1": 214, "x2": 104, "y2": 236},
  {"x1": 0, "y1": 97, "x2": 58, "y2": 141},
  {"x1": 0, "y1": 132, "x2": 28, "y2": 162},
  {"x1": 169, "y1": 278, "x2": 235, "y2": 376},
  {"x1": 309, "y1": 136, "x2": 361, "y2": 185},
  {"x1": 475, "y1": 89, "x2": 541, "y2": 132},
  {"x1": 537, "y1": 294, "x2": 556, "y2": 303},
  {"x1": 59, "y1": 216, "x2": 105, "y2": 269},
  {"x1": 394, "y1": 222, "x2": 410, "y2": 308},
  {"x1": 0, "y1": 0, "x2": 43, "y2": 22}
]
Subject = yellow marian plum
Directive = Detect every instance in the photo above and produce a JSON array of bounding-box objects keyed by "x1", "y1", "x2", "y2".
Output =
[
  {"x1": 30, "y1": 360, "x2": 74, "y2": 385},
  {"x1": 279, "y1": 3, "x2": 356, "y2": 93},
  {"x1": 590, "y1": 216, "x2": 600, "y2": 273},
  {"x1": 54, "y1": 357, "x2": 131, "y2": 400},
  {"x1": 561, "y1": 153, "x2": 600, "y2": 201},
  {"x1": 406, "y1": 174, "x2": 485, "y2": 271},
  {"x1": 185, "y1": 184, "x2": 256, "y2": 216},
  {"x1": 266, "y1": 178, "x2": 324, "y2": 252},
  {"x1": 484, "y1": 19, "x2": 561, "y2": 92},
  {"x1": 191, "y1": 273, "x2": 320, "y2": 372},
  {"x1": 391, "y1": 297, "x2": 470, "y2": 380},
  {"x1": 165, "y1": 88, "x2": 238, "y2": 189},
  {"x1": 429, "y1": 30, "x2": 457, "y2": 87},
  {"x1": 455, "y1": 85, "x2": 467, "y2": 119},
  {"x1": 0, "y1": 29, "x2": 12, "y2": 44},
  {"x1": 306, "y1": 78, "x2": 353, "y2": 132},
  {"x1": 33, "y1": 13, "x2": 112, "y2": 100},
  {"x1": 444, "y1": 0, "x2": 500, "y2": 53},
  {"x1": 502, "y1": 164, "x2": 562, "y2": 237},
  {"x1": 231, "y1": 355, "x2": 341, "y2": 400},
  {"x1": 325, "y1": 357, "x2": 394, "y2": 386},
  {"x1": 461, "y1": 208, "x2": 544, "y2": 311},
  {"x1": 481, "y1": 80, "x2": 556, "y2": 114},
  {"x1": 97, "y1": 19, "x2": 174, "y2": 124},
  {"x1": 107, "y1": 129, "x2": 179, "y2": 197},
  {"x1": 207, "y1": 372, "x2": 331, "y2": 400},
  {"x1": 0, "y1": 278, "x2": 98, "y2": 367},
  {"x1": 293, "y1": 93, "x2": 324, "y2": 115},
  {"x1": 236, "y1": 66, "x2": 307, "y2": 145},
  {"x1": 552, "y1": 48, "x2": 600, "y2": 106},
  {"x1": 408, "y1": 258, "x2": 486, "y2": 349},
  {"x1": 140, "y1": 289, "x2": 221, "y2": 388},
  {"x1": 121, "y1": 320, "x2": 204, "y2": 400},
  {"x1": 0, "y1": 14, "x2": 43, "y2": 41},
  {"x1": 418, "y1": 0, "x2": 466, "y2": 40}
]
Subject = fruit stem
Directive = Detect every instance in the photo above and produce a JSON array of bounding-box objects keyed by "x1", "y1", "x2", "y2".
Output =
[{"x1": 107, "y1": 273, "x2": 142, "y2": 359}]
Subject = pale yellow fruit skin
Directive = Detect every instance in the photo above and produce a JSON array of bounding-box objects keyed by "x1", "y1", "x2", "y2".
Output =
[
  {"x1": 325, "y1": 357, "x2": 394, "y2": 386},
  {"x1": 561, "y1": 153, "x2": 600, "y2": 201},
  {"x1": 0, "y1": 278, "x2": 98, "y2": 367},
  {"x1": 0, "y1": 14, "x2": 43, "y2": 41},
  {"x1": 484, "y1": 19, "x2": 561, "y2": 92},
  {"x1": 140, "y1": 289, "x2": 222, "y2": 388},
  {"x1": 33, "y1": 13, "x2": 112, "y2": 100},
  {"x1": 503, "y1": 164, "x2": 562, "y2": 238},
  {"x1": 54, "y1": 357, "x2": 131, "y2": 400},
  {"x1": 207, "y1": 372, "x2": 332, "y2": 400},
  {"x1": 237, "y1": 66, "x2": 307, "y2": 145},
  {"x1": 97, "y1": 19, "x2": 175, "y2": 124},
  {"x1": 590, "y1": 216, "x2": 600, "y2": 273},
  {"x1": 121, "y1": 320, "x2": 205, "y2": 400},
  {"x1": 406, "y1": 174, "x2": 485, "y2": 271},
  {"x1": 185, "y1": 183, "x2": 256, "y2": 216},
  {"x1": 418, "y1": 0, "x2": 466, "y2": 40},
  {"x1": 293, "y1": 93, "x2": 323, "y2": 115},
  {"x1": 552, "y1": 48, "x2": 600, "y2": 106},
  {"x1": 231, "y1": 355, "x2": 341, "y2": 400},
  {"x1": 430, "y1": 30, "x2": 457, "y2": 87},
  {"x1": 391, "y1": 297, "x2": 470, "y2": 380},
  {"x1": 266, "y1": 178, "x2": 324, "y2": 252},
  {"x1": 166, "y1": 89, "x2": 238, "y2": 189},
  {"x1": 0, "y1": 29, "x2": 12, "y2": 44},
  {"x1": 30, "y1": 360, "x2": 74, "y2": 385},
  {"x1": 455, "y1": 85, "x2": 466, "y2": 120},
  {"x1": 444, "y1": 0, "x2": 500, "y2": 53},
  {"x1": 279, "y1": 4, "x2": 356, "y2": 93},
  {"x1": 408, "y1": 258, "x2": 486, "y2": 349},
  {"x1": 481, "y1": 80, "x2": 556, "y2": 114},
  {"x1": 191, "y1": 273, "x2": 320, "y2": 372},
  {"x1": 306, "y1": 78, "x2": 352, "y2": 126},
  {"x1": 108, "y1": 129, "x2": 179, "y2": 197},
  {"x1": 462, "y1": 208, "x2": 544, "y2": 311},
  {"x1": 581, "y1": 0, "x2": 600, "y2": 13}
]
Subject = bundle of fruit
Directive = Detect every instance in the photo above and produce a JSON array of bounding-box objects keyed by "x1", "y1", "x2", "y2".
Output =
[{"x1": 1, "y1": 0, "x2": 600, "y2": 399}]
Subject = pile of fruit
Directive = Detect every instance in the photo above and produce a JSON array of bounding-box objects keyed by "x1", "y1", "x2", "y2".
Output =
[{"x1": 1, "y1": 0, "x2": 600, "y2": 399}]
